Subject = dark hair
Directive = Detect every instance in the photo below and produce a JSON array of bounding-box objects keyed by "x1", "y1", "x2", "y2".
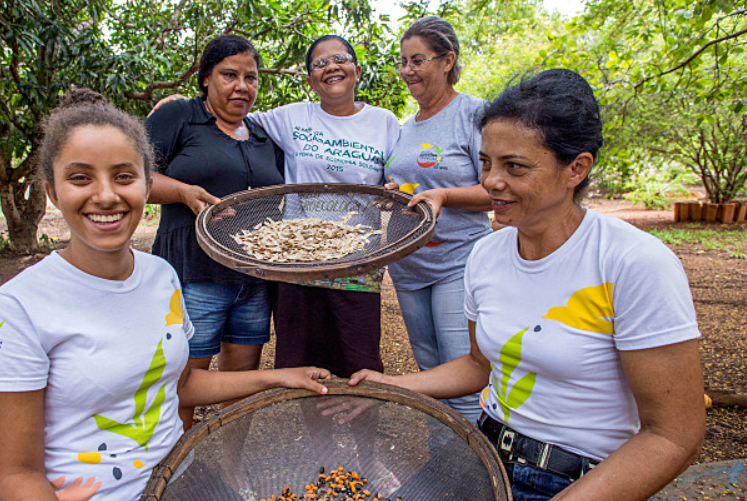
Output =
[
  {"x1": 305, "y1": 35, "x2": 358, "y2": 74},
  {"x1": 480, "y1": 69, "x2": 603, "y2": 200},
  {"x1": 198, "y1": 34, "x2": 261, "y2": 100},
  {"x1": 401, "y1": 16, "x2": 461, "y2": 86},
  {"x1": 39, "y1": 88, "x2": 155, "y2": 186}
]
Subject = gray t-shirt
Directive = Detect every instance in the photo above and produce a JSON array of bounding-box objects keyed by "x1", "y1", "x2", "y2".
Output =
[{"x1": 386, "y1": 93, "x2": 492, "y2": 290}]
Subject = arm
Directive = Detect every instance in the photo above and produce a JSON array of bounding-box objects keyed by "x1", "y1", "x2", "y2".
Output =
[
  {"x1": 0, "y1": 390, "x2": 58, "y2": 501},
  {"x1": 409, "y1": 184, "x2": 492, "y2": 218},
  {"x1": 177, "y1": 366, "x2": 331, "y2": 408},
  {"x1": 349, "y1": 320, "x2": 490, "y2": 398},
  {"x1": 552, "y1": 339, "x2": 705, "y2": 501},
  {"x1": 147, "y1": 172, "x2": 221, "y2": 216}
]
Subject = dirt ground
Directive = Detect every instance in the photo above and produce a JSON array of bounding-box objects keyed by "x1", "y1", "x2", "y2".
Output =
[{"x1": 0, "y1": 197, "x2": 745, "y2": 466}]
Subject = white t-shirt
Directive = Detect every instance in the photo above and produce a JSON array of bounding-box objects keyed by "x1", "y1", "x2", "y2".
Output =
[
  {"x1": 0, "y1": 251, "x2": 193, "y2": 501},
  {"x1": 464, "y1": 210, "x2": 700, "y2": 461},
  {"x1": 252, "y1": 102, "x2": 400, "y2": 185}
]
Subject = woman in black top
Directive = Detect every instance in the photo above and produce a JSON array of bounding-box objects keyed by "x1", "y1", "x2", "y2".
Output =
[{"x1": 146, "y1": 34, "x2": 284, "y2": 429}]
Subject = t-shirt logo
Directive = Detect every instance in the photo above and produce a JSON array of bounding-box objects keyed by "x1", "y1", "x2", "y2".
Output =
[{"x1": 416, "y1": 143, "x2": 443, "y2": 168}]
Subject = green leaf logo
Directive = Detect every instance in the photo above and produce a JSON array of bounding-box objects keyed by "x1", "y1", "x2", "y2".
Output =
[
  {"x1": 93, "y1": 340, "x2": 167, "y2": 451},
  {"x1": 494, "y1": 327, "x2": 537, "y2": 423}
]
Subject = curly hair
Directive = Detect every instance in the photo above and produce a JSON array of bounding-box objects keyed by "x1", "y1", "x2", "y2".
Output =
[{"x1": 38, "y1": 88, "x2": 155, "y2": 186}]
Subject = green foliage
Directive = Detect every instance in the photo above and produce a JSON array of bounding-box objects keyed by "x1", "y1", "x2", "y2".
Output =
[
  {"x1": 0, "y1": 0, "x2": 406, "y2": 250},
  {"x1": 622, "y1": 164, "x2": 695, "y2": 210},
  {"x1": 538, "y1": 0, "x2": 747, "y2": 203},
  {"x1": 649, "y1": 226, "x2": 747, "y2": 254}
]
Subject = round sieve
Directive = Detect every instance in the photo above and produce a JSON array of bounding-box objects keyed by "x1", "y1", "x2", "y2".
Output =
[
  {"x1": 141, "y1": 381, "x2": 511, "y2": 501},
  {"x1": 195, "y1": 183, "x2": 436, "y2": 281}
]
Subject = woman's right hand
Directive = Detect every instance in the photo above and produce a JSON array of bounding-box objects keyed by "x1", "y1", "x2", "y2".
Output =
[
  {"x1": 179, "y1": 184, "x2": 221, "y2": 215},
  {"x1": 347, "y1": 369, "x2": 391, "y2": 386},
  {"x1": 147, "y1": 94, "x2": 189, "y2": 118},
  {"x1": 384, "y1": 182, "x2": 400, "y2": 191}
]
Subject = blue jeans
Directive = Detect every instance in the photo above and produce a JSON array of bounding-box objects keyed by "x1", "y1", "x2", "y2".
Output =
[
  {"x1": 503, "y1": 462, "x2": 573, "y2": 501},
  {"x1": 395, "y1": 275, "x2": 482, "y2": 424},
  {"x1": 183, "y1": 281, "x2": 271, "y2": 358}
]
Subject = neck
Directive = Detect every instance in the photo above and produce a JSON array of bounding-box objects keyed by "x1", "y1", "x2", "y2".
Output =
[
  {"x1": 516, "y1": 203, "x2": 586, "y2": 261},
  {"x1": 204, "y1": 100, "x2": 247, "y2": 139},
  {"x1": 416, "y1": 86, "x2": 458, "y2": 122},
  {"x1": 320, "y1": 100, "x2": 362, "y2": 117},
  {"x1": 59, "y1": 244, "x2": 135, "y2": 281}
]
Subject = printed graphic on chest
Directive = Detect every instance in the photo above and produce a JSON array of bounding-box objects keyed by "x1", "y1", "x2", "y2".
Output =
[{"x1": 417, "y1": 143, "x2": 447, "y2": 170}]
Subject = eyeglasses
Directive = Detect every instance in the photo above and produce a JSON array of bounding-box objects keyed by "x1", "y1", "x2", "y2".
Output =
[
  {"x1": 309, "y1": 53, "x2": 355, "y2": 72},
  {"x1": 394, "y1": 54, "x2": 446, "y2": 71}
]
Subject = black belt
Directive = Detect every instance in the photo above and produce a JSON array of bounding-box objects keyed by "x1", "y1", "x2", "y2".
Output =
[{"x1": 478, "y1": 412, "x2": 598, "y2": 482}]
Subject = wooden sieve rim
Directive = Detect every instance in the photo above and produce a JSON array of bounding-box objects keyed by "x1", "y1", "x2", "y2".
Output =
[
  {"x1": 195, "y1": 183, "x2": 436, "y2": 281},
  {"x1": 141, "y1": 380, "x2": 512, "y2": 501}
]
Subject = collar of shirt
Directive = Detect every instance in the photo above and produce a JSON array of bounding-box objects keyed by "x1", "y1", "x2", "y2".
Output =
[{"x1": 190, "y1": 97, "x2": 270, "y2": 143}]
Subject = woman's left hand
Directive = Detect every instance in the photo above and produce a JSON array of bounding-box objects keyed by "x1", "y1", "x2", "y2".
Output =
[{"x1": 409, "y1": 188, "x2": 448, "y2": 218}]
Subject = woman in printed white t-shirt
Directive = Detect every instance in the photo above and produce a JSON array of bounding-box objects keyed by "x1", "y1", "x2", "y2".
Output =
[{"x1": 349, "y1": 69, "x2": 705, "y2": 501}]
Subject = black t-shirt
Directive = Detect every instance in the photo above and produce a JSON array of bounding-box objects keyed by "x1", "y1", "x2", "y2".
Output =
[{"x1": 146, "y1": 97, "x2": 285, "y2": 284}]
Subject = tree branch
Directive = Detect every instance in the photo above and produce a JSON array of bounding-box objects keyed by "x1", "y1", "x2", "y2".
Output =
[{"x1": 634, "y1": 27, "x2": 747, "y2": 89}]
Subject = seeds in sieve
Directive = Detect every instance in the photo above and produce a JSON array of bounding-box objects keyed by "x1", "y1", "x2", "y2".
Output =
[{"x1": 231, "y1": 216, "x2": 382, "y2": 262}]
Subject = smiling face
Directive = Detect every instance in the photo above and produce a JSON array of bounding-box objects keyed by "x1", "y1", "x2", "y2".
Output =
[
  {"x1": 45, "y1": 125, "x2": 151, "y2": 267},
  {"x1": 399, "y1": 35, "x2": 454, "y2": 105},
  {"x1": 202, "y1": 51, "x2": 258, "y2": 124},
  {"x1": 306, "y1": 39, "x2": 361, "y2": 109},
  {"x1": 479, "y1": 120, "x2": 590, "y2": 236}
]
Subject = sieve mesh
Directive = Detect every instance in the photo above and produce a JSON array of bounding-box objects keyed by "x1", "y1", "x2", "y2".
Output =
[
  {"x1": 142, "y1": 382, "x2": 511, "y2": 501},
  {"x1": 195, "y1": 184, "x2": 436, "y2": 281}
]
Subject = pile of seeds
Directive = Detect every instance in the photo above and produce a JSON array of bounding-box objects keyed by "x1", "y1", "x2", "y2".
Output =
[
  {"x1": 231, "y1": 217, "x2": 382, "y2": 262},
  {"x1": 252, "y1": 466, "x2": 401, "y2": 501}
]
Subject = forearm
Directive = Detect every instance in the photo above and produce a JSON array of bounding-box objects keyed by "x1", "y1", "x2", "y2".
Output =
[
  {"x1": 147, "y1": 172, "x2": 187, "y2": 205},
  {"x1": 0, "y1": 472, "x2": 58, "y2": 501},
  {"x1": 178, "y1": 368, "x2": 285, "y2": 407},
  {"x1": 178, "y1": 367, "x2": 328, "y2": 407},
  {"x1": 381, "y1": 353, "x2": 489, "y2": 400},
  {"x1": 438, "y1": 184, "x2": 492, "y2": 212},
  {"x1": 552, "y1": 427, "x2": 702, "y2": 501}
]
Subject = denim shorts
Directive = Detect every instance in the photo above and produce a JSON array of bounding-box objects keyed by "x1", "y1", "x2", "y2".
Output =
[{"x1": 183, "y1": 281, "x2": 271, "y2": 358}]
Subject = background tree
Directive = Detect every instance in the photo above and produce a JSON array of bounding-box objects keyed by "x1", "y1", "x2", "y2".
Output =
[
  {"x1": 540, "y1": 0, "x2": 747, "y2": 201},
  {"x1": 0, "y1": 0, "x2": 406, "y2": 252}
]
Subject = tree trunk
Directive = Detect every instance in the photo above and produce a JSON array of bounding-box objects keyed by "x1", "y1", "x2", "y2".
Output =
[{"x1": 0, "y1": 177, "x2": 47, "y2": 254}]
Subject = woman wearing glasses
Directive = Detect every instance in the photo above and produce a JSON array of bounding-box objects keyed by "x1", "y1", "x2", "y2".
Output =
[
  {"x1": 384, "y1": 16, "x2": 492, "y2": 425},
  {"x1": 149, "y1": 35, "x2": 400, "y2": 378},
  {"x1": 250, "y1": 35, "x2": 401, "y2": 378}
]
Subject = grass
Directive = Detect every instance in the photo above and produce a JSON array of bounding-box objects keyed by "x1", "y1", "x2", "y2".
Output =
[{"x1": 648, "y1": 226, "x2": 747, "y2": 258}]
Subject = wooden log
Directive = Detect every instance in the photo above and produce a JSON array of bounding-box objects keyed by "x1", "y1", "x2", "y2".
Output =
[{"x1": 705, "y1": 389, "x2": 747, "y2": 408}]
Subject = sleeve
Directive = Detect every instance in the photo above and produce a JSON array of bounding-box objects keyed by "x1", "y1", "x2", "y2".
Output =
[
  {"x1": 384, "y1": 111, "x2": 401, "y2": 159},
  {"x1": 250, "y1": 106, "x2": 291, "y2": 150},
  {"x1": 0, "y1": 293, "x2": 50, "y2": 391},
  {"x1": 467, "y1": 98, "x2": 487, "y2": 178},
  {"x1": 611, "y1": 239, "x2": 701, "y2": 351},
  {"x1": 463, "y1": 241, "x2": 479, "y2": 322},
  {"x1": 145, "y1": 100, "x2": 190, "y2": 173}
]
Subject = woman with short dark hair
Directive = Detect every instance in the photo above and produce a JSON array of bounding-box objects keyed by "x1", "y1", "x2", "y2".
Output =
[
  {"x1": 146, "y1": 34, "x2": 286, "y2": 428},
  {"x1": 351, "y1": 68, "x2": 706, "y2": 501}
]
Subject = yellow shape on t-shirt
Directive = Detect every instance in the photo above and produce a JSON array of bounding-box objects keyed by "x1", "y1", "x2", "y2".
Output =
[
  {"x1": 399, "y1": 183, "x2": 420, "y2": 194},
  {"x1": 542, "y1": 283, "x2": 615, "y2": 335},
  {"x1": 133, "y1": 460, "x2": 144, "y2": 468},
  {"x1": 164, "y1": 289, "x2": 184, "y2": 327},
  {"x1": 78, "y1": 452, "x2": 101, "y2": 464}
]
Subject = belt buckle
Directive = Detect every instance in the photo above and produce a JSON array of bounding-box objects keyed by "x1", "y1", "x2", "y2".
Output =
[{"x1": 499, "y1": 429, "x2": 515, "y2": 454}]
